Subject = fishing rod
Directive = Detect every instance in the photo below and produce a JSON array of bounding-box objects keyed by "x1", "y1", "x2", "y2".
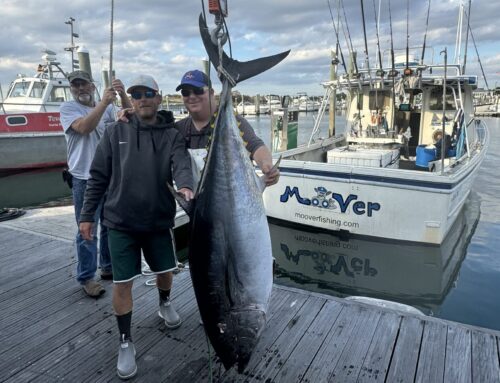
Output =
[
  {"x1": 359, "y1": 0, "x2": 373, "y2": 88},
  {"x1": 420, "y1": 0, "x2": 431, "y2": 64},
  {"x1": 462, "y1": 0, "x2": 472, "y2": 74},
  {"x1": 327, "y1": 0, "x2": 348, "y2": 74},
  {"x1": 109, "y1": 0, "x2": 114, "y2": 88},
  {"x1": 340, "y1": 0, "x2": 359, "y2": 77},
  {"x1": 388, "y1": 0, "x2": 396, "y2": 77},
  {"x1": 388, "y1": 0, "x2": 397, "y2": 131},
  {"x1": 372, "y1": 0, "x2": 383, "y2": 74},
  {"x1": 405, "y1": 0, "x2": 410, "y2": 74}
]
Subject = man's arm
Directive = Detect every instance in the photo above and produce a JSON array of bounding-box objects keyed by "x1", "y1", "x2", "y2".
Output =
[
  {"x1": 253, "y1": 145, "x2": 280, "y2": 187},
  {"x1": 170, "y1": 131, "x2": 194, "y2": 200},
  {"x1": 237, "y1": 116, "x2": 280, "y2": 187},
  {"x1": 70, "y1": 88, "x2": 116, "y2": 135},
  {"x1": 79, "y1": 129, "x2": 113, "y2": 240}
]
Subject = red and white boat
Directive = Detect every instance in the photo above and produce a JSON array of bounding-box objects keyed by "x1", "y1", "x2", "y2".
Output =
[{"x1": 0, "y1": 50, "x2": 69, "y2": 175}]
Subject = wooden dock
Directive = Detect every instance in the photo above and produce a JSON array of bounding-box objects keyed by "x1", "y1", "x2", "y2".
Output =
[{"x1": 1, "y1": 206, "x2": 500, "y2": 382}]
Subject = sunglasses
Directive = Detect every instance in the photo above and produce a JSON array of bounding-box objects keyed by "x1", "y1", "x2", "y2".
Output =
[
  {"x1": 130, "y1": 90, "x2": 157, "y2": 100},
  {"x1": 181, "y1": 87, "x2": 206, "y2": 97}
]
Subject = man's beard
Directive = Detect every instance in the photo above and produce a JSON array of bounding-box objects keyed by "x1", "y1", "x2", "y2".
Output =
[{"x1": 77, "y1": 93, "x2": 92, "y2": 104}]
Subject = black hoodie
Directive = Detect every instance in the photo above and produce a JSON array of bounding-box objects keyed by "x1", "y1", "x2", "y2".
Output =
[{"x1": 80, "y1": 111, "x2": 193, "y2": 231}]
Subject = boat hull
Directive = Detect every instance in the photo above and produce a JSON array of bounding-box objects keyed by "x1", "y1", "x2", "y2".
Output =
[
  {"x1": 0, "y1": 112, "x2": 66, "y2": 174},
  {"x1": 263, "y1": 140, "x2": 485, "y2": 244}
]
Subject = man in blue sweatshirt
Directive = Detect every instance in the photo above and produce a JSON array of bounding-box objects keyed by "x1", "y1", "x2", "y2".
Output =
[{"x1": 79, "y1": 74, "x2": 194, "y2": 380}]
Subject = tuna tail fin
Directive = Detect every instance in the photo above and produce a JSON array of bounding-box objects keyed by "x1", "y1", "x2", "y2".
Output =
[
  {"x1": 166, "y1": 182, "x2": 194, "y2": 218},
  {"x1": 199, "y1": 14, "x2": 290, "y2": 85}
]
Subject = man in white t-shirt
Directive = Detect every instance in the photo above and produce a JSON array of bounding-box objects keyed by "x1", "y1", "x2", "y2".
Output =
[{"x1": 60, "y1": 70, "x2": 131, "y2": 297}]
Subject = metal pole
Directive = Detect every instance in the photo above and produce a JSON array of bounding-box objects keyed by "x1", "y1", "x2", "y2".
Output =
[
  {"x1": 329, "y1": 49, "x2": 337, "y2": 137},
  {"x1": 441, "y1": 48, "x2": 447, "y2": 175},
  {"x1": 109, "y1": 0, "x2": 114, "y2": 87}
]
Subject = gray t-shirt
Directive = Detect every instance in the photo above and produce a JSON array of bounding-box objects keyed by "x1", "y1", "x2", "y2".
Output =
[{"x1": 60, "y1": 100, "x2": 115, "y2": 180}]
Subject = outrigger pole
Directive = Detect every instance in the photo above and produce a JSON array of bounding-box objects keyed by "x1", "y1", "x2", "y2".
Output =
[
  {"x1": 462, "y1": 0, "x2": 472, "y2": 74},
  {"x1": 372, "y1": 0, "x2": 383, "y2": 74},
  {"x1": 420, "y1": 0, "x2": 431, "y2": 64},
  {"x1": 360, "y1": 0, "x2": 373, "y2": 88}
]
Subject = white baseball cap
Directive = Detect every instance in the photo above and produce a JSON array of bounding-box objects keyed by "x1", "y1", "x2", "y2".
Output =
[{"x1": 126, "y1": 74, "x2": 159, "y2": 93}]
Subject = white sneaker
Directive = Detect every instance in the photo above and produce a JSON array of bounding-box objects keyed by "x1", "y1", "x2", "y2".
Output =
[
  {"x1": 158, "y1": 298, "x2": 182, "y2": 329},
  {"x1": 117, "y1": 334, "x2": 137, "y2": 380}
]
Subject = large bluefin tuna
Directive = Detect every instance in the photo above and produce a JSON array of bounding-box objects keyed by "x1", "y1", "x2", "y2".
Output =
[{"x1": 173, "y1": 15, "x2": 289, "y2": 373}]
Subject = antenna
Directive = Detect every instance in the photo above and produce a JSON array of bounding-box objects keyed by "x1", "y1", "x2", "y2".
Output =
[{"x1": 64, "y1": 17, "x2": 80, "y2": 71}]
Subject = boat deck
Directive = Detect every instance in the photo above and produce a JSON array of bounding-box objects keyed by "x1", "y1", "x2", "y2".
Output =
[{"x1": 1, "y1": 206, "x2": 500, "y2": 382}]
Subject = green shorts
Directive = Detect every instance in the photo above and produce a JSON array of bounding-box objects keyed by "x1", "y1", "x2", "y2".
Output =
[{"x1": 108, "y1": 228, "x2": 178, "y2": 283}]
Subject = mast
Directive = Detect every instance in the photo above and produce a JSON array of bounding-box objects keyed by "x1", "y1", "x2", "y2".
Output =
[{"x1": 64, "y1": 17, "x2": 79, "y2": 72}]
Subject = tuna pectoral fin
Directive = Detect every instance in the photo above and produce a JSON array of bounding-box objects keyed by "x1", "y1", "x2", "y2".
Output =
[
  {"x1": 199, "y1": 14, "x2": 290, "y2": 84},
  {"x1": 257, "y1": 155, "x2": 282, "y2": 192},
  {"x1": 166, "y1": 182, "x2": 194, "y2": 217}
]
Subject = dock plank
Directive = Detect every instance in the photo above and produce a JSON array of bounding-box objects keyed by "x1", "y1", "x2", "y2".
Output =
[
  {"x1": 327, "y1": 307, "x2": 382, "y2": 382},
  {"x1": 385, "y1": 316, "x2": 425, "y2": 383},
  {"x1": 269, "y1": 299, "x2": 343, "y2": 382},
  {"x1": 444, "y1": 326, "x2": 472, "y2": 383},
  {"x1": 356, "y1": 311, "x2": 401, "y2": 382},
  {"x1": 415, "y1": 320, "x2": 448, "y2": 383},
  {"x1": 472, "y1": 331, "x2": 500, "y2": 382},
  {"x1": 299, "y1": 304, "x2": 365, "y2": 383}
]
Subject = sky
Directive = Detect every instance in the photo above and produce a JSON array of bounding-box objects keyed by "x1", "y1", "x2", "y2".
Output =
[{"x1": 0, "y1": 0, "x2": 499, "y2": 98}]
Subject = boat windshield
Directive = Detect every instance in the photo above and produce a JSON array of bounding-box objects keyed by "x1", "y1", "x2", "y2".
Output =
[
  {"x1": 29, "y1": 82, "x2": 47, "y2": 98},
  {"x1": 48, "y1": 86, "x2": 72, "y2": 102},
  {"x1": 429, "y1": 88, "x2": 456, "y2": 111},
  {"x1": 8, "y1": 81, "x2": 31, "y2": 98},
  {"x1": 368, "y1": 90, "x2": 391, "y2": 110}
]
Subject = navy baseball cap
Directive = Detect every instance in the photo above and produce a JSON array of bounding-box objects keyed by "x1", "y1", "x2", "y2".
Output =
[{"x1": 176, "y1": 70, "x2": 210, "y2": 91}]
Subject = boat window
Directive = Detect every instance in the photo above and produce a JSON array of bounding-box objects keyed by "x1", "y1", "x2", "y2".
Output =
[
  {"x1": 368, "y1": 90, "x2": 391, "y2": 110},
  {"x1": 49, "y1": 86, "x2": 71, "y2": 102},
  {"x1": 429, "y1": 88, "x2": 456, "y2": 111},
  {"x1": 29, "y1": 82, "x2": 47, "y2": 98},
  {"x1": 357, "y1": 93, "x2": 364, "y2": 110},
  {"x1": 9, "y1": 82, "x2": 31, "y2": 98},
  {"x1": 6, "y1": 115, "x2": 28, "y2": 126}
]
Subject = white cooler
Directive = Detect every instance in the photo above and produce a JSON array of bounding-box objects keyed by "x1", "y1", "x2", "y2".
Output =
[{"x1": 327, "y1": 147, "x2": 400, "y2": 168}]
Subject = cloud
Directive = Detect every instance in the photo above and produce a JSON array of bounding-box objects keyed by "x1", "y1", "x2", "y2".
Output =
[{"x1": 0, "y1": 0, "x2": 499, "y2": 97}]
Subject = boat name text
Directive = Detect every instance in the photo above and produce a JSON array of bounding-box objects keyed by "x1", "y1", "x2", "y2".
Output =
[{"x1": 279, "y1": 186, "x2": 381, "y2": 217}]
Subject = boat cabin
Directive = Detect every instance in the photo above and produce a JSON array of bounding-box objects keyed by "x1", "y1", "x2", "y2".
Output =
[{"x1": 1, "y1": 51, "x2": 71, "y2": 114}]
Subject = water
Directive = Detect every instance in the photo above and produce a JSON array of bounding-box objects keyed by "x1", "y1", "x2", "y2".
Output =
[{"x1": 1, "y1": 115, "x2": 499, "y2": 331}]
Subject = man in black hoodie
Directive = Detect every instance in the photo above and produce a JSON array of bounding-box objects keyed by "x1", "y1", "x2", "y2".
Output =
[{"x1": 79, "y1": 75, "x2": 194, "y2": 380}]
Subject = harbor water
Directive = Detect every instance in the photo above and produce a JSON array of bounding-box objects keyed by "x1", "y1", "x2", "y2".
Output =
[{"x1": 1, "y1": 114, "x2": 499, "y2": 331}]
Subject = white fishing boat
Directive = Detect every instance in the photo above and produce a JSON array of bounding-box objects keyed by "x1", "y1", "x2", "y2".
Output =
[
  {"x1": 262, "y1": 4, "x2": 489, "y2": 244},
  {"x1": 235, "y1": 100, "x2": 257, "y2": 115},
  {"x1": 0, "y1": 50, "x2": 70, "y2": 175}
]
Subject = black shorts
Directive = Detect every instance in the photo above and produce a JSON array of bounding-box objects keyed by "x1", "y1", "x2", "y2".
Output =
[{"x1": 108, "y1": 228, "x2": 178, "y2": 283}]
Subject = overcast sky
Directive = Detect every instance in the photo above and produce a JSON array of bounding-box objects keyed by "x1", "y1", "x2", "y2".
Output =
[{"x1": 1, "y1": 0, "x2": 499, "y2": 97}]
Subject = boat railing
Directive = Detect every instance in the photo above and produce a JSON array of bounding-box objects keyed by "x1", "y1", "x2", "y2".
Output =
[{"x1": 307, "y1": 86, "x2": 333, "y2": 146}]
